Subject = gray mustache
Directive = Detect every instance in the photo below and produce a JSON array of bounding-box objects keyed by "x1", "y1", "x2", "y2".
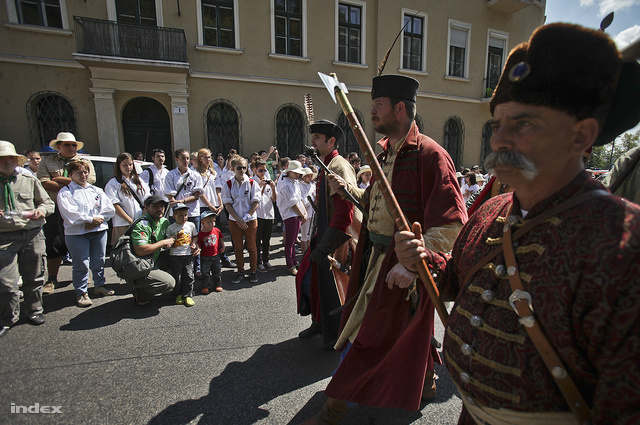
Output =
[{"x1": 484, "y1": 151, "x2": 538, "y2": 181}]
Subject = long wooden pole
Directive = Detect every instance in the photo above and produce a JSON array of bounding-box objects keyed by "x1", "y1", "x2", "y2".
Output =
[{"x1": 331, "y1": 75, "x2": 449, "y2": 325}]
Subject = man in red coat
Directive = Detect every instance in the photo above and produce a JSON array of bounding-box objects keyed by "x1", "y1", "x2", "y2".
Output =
[
  {"x1": 394, "y1": 23, "x2": 640, "y2": 424},
  {"x1": 300, "y1": 75, "x2": 467, "y2": 424}
]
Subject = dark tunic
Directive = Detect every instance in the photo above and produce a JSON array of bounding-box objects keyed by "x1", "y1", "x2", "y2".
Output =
[
  {"x1": 325, "y1": 123, "x2": 467, "y2": 410},
  {"x1": 437, "y1": 171, "x2": 640, "y2": 424}
]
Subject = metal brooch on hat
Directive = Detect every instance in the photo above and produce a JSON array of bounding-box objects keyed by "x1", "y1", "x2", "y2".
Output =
[{"x1": 508, "y1": 61, "x2": 531, "y2": 82}]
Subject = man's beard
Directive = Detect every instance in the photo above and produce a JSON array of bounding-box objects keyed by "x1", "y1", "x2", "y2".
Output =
[{"x1": 484, "y1": 151, "x2": 538, "y2": 181}]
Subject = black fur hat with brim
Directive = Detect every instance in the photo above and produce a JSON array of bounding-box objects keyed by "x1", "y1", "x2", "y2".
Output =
[{"x1": 490, "y1": 23, "x2": 640, "y2": 146}]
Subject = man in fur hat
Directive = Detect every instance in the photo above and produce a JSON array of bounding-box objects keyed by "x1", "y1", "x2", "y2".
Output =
[{"x1": 395, "y1": 23, "x2": 640, "y2": 424}]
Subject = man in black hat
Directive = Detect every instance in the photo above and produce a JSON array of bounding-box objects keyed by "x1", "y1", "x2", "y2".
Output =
[
  {"x1": 129, "y1": 194, "x2": 176, "y2": 305},
  {"x1": 395, "y1": 23, "x2": 640, "y2": 424},
  {"x1": 295, "y1": 119, "x2": 359, "y2": 350},
  {"x1": 300, "y1": 77, "x2": 467, "y2": 423}
]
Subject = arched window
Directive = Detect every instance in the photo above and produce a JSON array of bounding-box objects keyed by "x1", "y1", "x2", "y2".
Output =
[
  {"x1": 275, "y1": 104, "x2": 306, "y2": 158},
  {"x1": 205, "y1": 99, "x2": 240, "y2": 156},
  {"x1": 443, "y1": 116, "x2": 464, "y2": 168},
  {"x1": 481, "y1": 121, "x2": 493, "y2": 168},
  {"x1": 336, "y1": 109, "x2": 365, "y2": 159},
  {"x1": 27, "y1": 91, "x2": 78, "y2": 148},
  {"x1": 415, "y1": 114, "x2": 425, "y2": 134}
]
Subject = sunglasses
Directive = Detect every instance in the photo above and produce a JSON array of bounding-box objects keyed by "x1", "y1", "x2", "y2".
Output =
[
  {"x1": 61, "y1": 143, "x2": 78, "y2": 148},
  {"x1": 236, "y1": 166, "x2": 247, "y2": 170}
]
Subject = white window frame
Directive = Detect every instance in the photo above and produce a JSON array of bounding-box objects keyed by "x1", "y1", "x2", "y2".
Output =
[
  {"x1": 6, "y1": 0, "x2": 70, "y2": 31},
  {"x1": 334, "y1": 0, "x2": 366, "y2": 65},
  {"x1": 446, "y1": 19, "x2": 471, "y2": 80},
  {"x1": 484, "y1": 29, "x2": 508, "y2": 85},
  {"x1": 399, "y1": 8, "x2": 428, "y2": 75},
  {"x1": 106, "y1": 0, "x2": 164, "y2": 26},
  {"x1": 195, "y1": 0, "x2": 241, "y2": 52},
  {"x1": 270, "y1": 0, "x2": 308, "y2": 60}
]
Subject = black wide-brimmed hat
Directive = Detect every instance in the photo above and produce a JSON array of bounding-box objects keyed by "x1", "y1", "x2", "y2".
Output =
[
  {"x1": 490, "y1": 23, "x2": 640, "y2": 146},
  {"x1": 309, "y1": 119, "x2": 344, "y2": 140},
  {"x1": 371, "y1": 75, "x2": 419, "y2": 102}
]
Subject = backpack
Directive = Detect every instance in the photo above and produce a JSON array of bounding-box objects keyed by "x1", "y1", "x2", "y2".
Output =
[{"x1": 110, "y1": 216, "x2": 155, "y2": 280}]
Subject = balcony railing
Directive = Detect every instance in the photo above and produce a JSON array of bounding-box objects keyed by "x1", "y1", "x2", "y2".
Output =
[{"x1": 74, "y1": 16, "x2": 187, "y2": 63}]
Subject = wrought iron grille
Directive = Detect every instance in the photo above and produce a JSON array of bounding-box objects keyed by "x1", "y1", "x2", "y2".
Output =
[
  {"x1": 336, "y1": 110, "x2": 364, "y2": 159},
  {"x1": 275, "y1": 104, "x2": 306, "y2": 158},
  {"x1": 205, "y1": 99, "x2": 241, "y2": 156},
  {"x1": 481, "y1": 121, "x2": 493, "y2": 167},
  {"x1": 26, "y1": 91, "x2": 78, "y2": 149},
  {"x1": 443, "y1": 117, "x2": 464, "y2": 168},
  {"x1": 73, "y1": 16, "x2": 187, "y2": 62}
]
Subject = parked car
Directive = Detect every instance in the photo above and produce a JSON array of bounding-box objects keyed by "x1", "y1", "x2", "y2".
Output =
[{"x1": 79, "y1": 155, "x2": 153, "y2": 189}]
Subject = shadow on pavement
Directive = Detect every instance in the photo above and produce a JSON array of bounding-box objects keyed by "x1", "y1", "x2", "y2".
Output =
[
  {"x1": 59, "y1": 296, "x2": 162, "y2": 331},
  {"x1": 148, "y1": 337, "x2": 337, "y2": 425}
]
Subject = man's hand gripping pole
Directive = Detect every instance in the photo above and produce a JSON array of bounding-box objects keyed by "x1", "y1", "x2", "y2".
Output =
[{"x1": 318, "y1": 72, "x2": 449, "y2": 326}]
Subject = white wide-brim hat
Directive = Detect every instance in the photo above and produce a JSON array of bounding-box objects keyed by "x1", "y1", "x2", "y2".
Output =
[
  {"x1": 49, "y1": 132, "x2": 84, "y2": 151},
  {"x1": 0, "y1": 140, "x2": 28, "y2": 166},
  {"x1": 285, "y1": 160, "x2": 305, "y2": 176}
]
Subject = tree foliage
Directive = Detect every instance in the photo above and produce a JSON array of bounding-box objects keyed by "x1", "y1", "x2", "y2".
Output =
[{"x1": 587, "y1": 130, "x2": 640, "y2": 170}]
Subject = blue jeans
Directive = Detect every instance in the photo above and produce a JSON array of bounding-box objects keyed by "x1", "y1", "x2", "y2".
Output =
[{"x1": 65, "y1": 230, "x2": 108, "y2": 296}]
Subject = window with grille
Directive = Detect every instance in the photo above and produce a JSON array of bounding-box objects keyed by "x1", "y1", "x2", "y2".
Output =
[
  {"x1": 27, "y1": 92, "x2": 77, "y2": 148},
  {"x1": 338, "y1": 3, "x2": 361, "y2": 63},
  {"x1": 274, "y1": 0, "x2": 302, "y2": 56},
  {"x1": 116, "y1": 0, "x2": 157, "y2": 26},
  {"x1": 402, "y1": 14, "x2": 424, "y2": 71},
  {"x1": 202, "y1": 0, "x2": 235, "y2": 48},
  {"x1": 205, "y1": 100, "x2": 240, "y2": 156},
  {"x1": 336, "y1": 110, "x2": 364, "y2": 158},
  {"x1": 443, "y1": 117, "x2": 464, "y2": 168},
  {"x1": 448, "y1": 22, "x2": 470, "y2": 78},
  {"x1": 14, "y1": 0, "x2": 63, "y2": 28},
  {"x1": 486, "y1": 32, "x2": 507, "y2": 94},
  {"x1": 275, "y1": 105, "x2": 306, "y2": 158}
]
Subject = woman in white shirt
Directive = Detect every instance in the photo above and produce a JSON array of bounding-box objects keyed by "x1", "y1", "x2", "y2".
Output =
[
  {"x1": 105, "y1": 152, "x2": 149, "y2": 245},
  {"x1": 357, "y1": 165, "x2": 372, "y2": 190},
  {"x1": 463, "y1": 172, "x2": 480, "y2": 204},
  {"x1": 57, "y1": 159, "x2": 116, "y2": 307},
  {"x1": 195, "y1": 148, "x2": 223, "y2": 216},
  {"x1": 222, "y1": 157, "x2": 261, "y2": 284},
  {"x1": 253, "y1": 159, "x2": 277, "y2": 273},
  {"x1": 276, "y1": 160, "x2": 307, "y2": 276}
]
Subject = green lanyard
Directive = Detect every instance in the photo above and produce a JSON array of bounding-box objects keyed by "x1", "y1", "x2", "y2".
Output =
[{"x1": 0, "y1": 175, "x2": 16, "y2": 211}]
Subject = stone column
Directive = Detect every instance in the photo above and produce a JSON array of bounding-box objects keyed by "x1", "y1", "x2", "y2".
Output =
[
  {"x1": 169, "y1": 92, "x2": 191, "y2": 152},
  {"x1": 90, "y1": 88, "x2": 120, "y2": 157}
]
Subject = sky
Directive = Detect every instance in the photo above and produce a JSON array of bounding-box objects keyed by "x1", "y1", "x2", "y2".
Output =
[{"x1": 545, "y1": 0, "x2": 640, "y2": 138}]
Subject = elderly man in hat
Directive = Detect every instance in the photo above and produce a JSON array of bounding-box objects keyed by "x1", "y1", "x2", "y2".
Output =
[
  {"x1": 0, "y1": 141, "x2": 55, "y2": 337},
  {"x1": 395, "y1": 23, "x2": 640, "y2": 424},
  {"x1": 295, "y1": 119, "x2": 359, "y2": 350},
  {"x1": 129, "y1": 194, "x2": 176, "y2": 305},
  {"x1": 300, "y1": 77, "x2": 467, "y2": 423},
  {"x1": 37, "y1": 132, "x2": 96, "y2": 294}
]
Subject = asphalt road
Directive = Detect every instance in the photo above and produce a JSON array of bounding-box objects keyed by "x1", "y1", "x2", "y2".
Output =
[{"x1": 1, "y1": 232, "x2": 462, "y2": 425}]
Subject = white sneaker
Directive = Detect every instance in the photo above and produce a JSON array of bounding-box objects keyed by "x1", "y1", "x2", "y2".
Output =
[{"x1": 257, "y1": 264, "x2": 267, "y2": 273}]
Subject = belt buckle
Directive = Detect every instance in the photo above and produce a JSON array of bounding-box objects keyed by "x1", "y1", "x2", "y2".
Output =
[{"x1": 508, "y1": 289, "x2": 533, "y2": 313}]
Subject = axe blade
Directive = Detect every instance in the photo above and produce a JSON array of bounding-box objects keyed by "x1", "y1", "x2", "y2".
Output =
[{"x1": 318, "y1": 72, "x2": 348, "y2": 104}]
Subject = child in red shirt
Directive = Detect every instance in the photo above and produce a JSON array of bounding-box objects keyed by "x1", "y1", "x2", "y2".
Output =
[{"x1": 198, "y1": 210, "x2": 225, "y2": 294}]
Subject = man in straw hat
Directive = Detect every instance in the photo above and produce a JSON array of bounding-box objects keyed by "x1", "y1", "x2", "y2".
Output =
[
  {"x1": 300, "y1": 76, "x2": 467, "y2": 422},
  {"x1": 295, "y1": 119, "x2": 359, "y2": 351},
  {"x1": 395, "y1": 23, "x2": 640, "y2": 424},
  {"x1": 0, "y1": 141, "x2": 55, "y2": 337},
  {"x1": 37, "y1": 132, "x2": 96, "y2": 294}
]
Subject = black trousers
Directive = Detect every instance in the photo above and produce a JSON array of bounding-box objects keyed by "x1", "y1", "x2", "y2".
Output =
[{"x1": 256, "y1": 218, "x2": 273, "y2": 265}]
